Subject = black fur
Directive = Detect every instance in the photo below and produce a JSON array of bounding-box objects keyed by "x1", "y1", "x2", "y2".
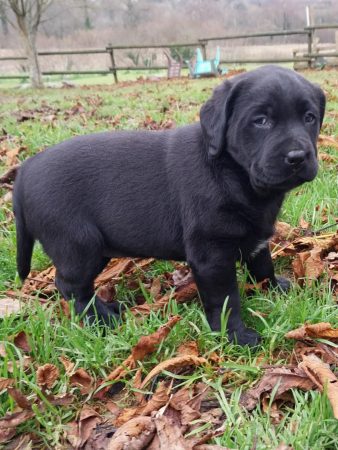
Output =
[{"x1": 13, "y1": 66, "x2": 325, "y2": 346}]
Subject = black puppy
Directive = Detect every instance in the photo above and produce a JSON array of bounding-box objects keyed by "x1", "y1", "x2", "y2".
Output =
[{"x1": 13, "y1": 66, "x2": 325, "y2": 346}]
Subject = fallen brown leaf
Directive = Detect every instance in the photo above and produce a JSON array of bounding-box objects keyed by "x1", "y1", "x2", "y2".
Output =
[
  {"x1": 59, "y1": 355, "x2": 75, "y2": 375},
  {"x1": 141, "y1": 381, "x2": 172, "y2": 416},
  {"x1": 66, "y1": 421, "x2": 82, "y2": 448},
  {"x1": 5, "y1": 147, "x2": 20, "y2": 167},
  {"x1": 69, "y1": 368, "x2": 94, "y2": 395},
  {"x1": 101, "y1": 316, "x2": 182, "y2": 392},
  {"x1": 114, "y1": 380, "x2": 173, "y2": 427},
  {"x1": 95, "y1": 257, "x2": 154, "y2": 286},
  {"x1": 291, "y1": 341, "x2": 338, "y2": 365},
  {"x1": 0, "y1": 428, "x2": 16, "y2": 444},
  {"x1": 299, "y1": 217, "x2": 310, "y2": 229},
  {"x1": 240, "y1": 367, "x2": 316, "y2": 411},
  {"x1": 150, "y1": 277, "x2": 162, "y2": 298},
  {"x1": 274, "y1": 221, "x2": 296, "y2": 241},
  {"x1": 293, "y1": 234, "x2": 337, "y2": 252},
  {"x1": 0, "y1": 378, "x2": 14, "y2": 390},
  {"x1": 318, "y1": 134, "x2": 338, "y2": 150},
  {"x1": 261, "y1": 396, "x2": 284, "y2": 424},
  {"x1": 292, "y1": 248, "x2": 324, "y2": 285},
  {"x1": 299, "y1": 353, "x2": 338, "y2": 418},
  {"x1": 141, "y1": 355, "x2": 207, "y2": 389},
  {"x1": 2, "y1": 433, "x2": 33, "y2": 449},
  {"x1": 6, "y1": 356, "x2": 32, "y2": 374},
  {"x1": 192, "y1": 407, "x2": 224, "y2": 430},
  {"x1": 79, "y1": 406, "x2": 102, "y2": 448},
  {"x1": 107, "y1": 416, "x2": 155, "y2": 450},
  {"x1": 132, "y1": 368, "x2": 144, "y2": 404},
  {"x1": 172, "y1": 268, "x2": 194, "y2": 288},
  {"x1": 154, "y1": 411, "x2": 190, "y2": 450},
  {"x1": 131, "y1": 273, "x2": 198, "y2": 316},
  {"x1": 21, "y1": 266, "x2": 56, "y2": 297},
  {"x1": 60, "y1": 299, "x2": 71, "y2": 318},
  {"x1": 7, "y1": 387, "x2": 31, "y2": 410},
  {"x1": 188, "y1": 425, "x2": 226, "y2": 448},
  {"x1": 0, "y1": 410, "x2": 35, "y2": 429},
  {"x1": 114, "y1": 407, "x2": 140, "y2": 428},
  {"x1": 285, "y1": 322, "x2": 338, "y2": 342},
  {"x1": 95, "y1": 258, "x2": 134, "y2": 285},
  {"x1": 319, "y1": 152, "x2": 337, "y2": 163},
  {"x1": 13, "y1": 331, "x2": 31, "y2": 353},
  {"x1": 47, "y1": 393, "x2": 75, "y2": 406},
  {"x1": 132, "y1": 315, "x2": 181, "y2": 361},
  {"x1": 36, "y1": 363, "x2": 59, "y2": 389},
  {"x1": 66, "y1": 406, "x2": 102, "y2": 449},
  {"x1": 177, "y1": 341, "x2": 199, "y2": 357}
]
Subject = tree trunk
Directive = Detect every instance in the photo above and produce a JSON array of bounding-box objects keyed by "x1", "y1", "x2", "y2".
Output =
[
  {"x1": 0, "y1": 3, "x2": 9, "y2": 36},
  {"x1": 17, "y1": 17, "x2": 44, "y2": 88},
  {"x1": 24, "y1": 32, "x2": 43, "y2": 88}
]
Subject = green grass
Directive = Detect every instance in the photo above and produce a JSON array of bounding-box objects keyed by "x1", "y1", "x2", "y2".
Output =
[{"x1": 0, "y1": 68, "x2": 338, "y2": 449}]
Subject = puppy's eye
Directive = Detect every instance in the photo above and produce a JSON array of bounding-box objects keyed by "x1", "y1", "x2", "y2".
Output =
[
  {"x1": 253, "y1": 116, "x2": 271, "y2": 129},
  {"x1": 304, "y1": 112, "x2": 316, "y2": 124}
]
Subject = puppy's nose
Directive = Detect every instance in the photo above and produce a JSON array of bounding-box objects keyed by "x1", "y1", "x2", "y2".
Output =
[{"x1": 285, "y1": 150, "x2": 306, "y2": 166}]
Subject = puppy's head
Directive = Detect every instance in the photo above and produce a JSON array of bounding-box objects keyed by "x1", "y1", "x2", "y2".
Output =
[{"x1": 200, "y1": 66, "x2": 326, "y2": 194}]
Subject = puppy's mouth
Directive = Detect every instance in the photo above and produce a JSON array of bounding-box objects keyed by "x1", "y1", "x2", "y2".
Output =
[{"x1": 250, "y1": 163, "x2": 317, "y2": 195}]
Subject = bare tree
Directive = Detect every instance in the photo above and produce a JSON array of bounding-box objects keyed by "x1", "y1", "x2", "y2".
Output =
[
  {"x1": 1, "y1": 0, "x2": 52, "y2": 87},
  {"x1": 0, "y1": 2, "x2": 9, "y2": 36}
]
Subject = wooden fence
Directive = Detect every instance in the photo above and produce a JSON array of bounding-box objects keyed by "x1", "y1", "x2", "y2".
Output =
[{"x1": 0, "y1": 24, "x2": 337, "y2": 83}]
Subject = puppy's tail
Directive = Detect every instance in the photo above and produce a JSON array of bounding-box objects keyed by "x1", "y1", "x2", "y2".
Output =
[{"x1": 13, "y1": 190, "x2": 34, "y2": 281}]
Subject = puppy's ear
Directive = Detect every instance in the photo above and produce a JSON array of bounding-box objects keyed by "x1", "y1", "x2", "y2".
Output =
[
  {"x1": 200, "y1": 80, "x2": 235, "y2": 158},
  {"x1": 316, "y1": 85, "x2": 326, "y2": 128}
]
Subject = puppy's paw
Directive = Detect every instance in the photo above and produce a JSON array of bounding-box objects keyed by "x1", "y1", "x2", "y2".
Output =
[
  {"x1": 77, "y1": 297, "x2": 122, "y2": 327},
  {"x1": 273, "y1": 275, "x2": 291, "y2": 292},
  {"x1": 228, "y1": 324, "x2": 261, "y2": 347}
]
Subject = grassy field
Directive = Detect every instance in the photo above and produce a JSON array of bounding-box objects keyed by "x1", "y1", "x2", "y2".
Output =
[{"x1": 0, "y1": 68, "x2": 337, "y2": 449}]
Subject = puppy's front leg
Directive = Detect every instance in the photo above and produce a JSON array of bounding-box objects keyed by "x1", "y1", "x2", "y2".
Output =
[
  {"x1": 188, "y1": 244, "x2": 261, "y2": 346},
  {"x1": 245, "y1": 243, "x2": 290, "y2": 291}
]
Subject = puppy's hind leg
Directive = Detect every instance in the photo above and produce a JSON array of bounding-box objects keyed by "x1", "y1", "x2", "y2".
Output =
[
  {"x1": 55, "y1": 267, "x2": 121, "y2": 326},
  {"x1": 47, "y1": 226, "x2": 120, "y2": 326}
]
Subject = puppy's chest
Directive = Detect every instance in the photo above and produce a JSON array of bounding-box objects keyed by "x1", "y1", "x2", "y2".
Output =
[{"x1": 236, "y1": 207, "x2": 278, "y2": 257}]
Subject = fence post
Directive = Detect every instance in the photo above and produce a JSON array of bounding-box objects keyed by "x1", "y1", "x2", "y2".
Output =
[
  {"x1": 200, "y1": 40, "x2": 207, "y2": 59},
  {"x1": 107, "y1": 43, "x2": 118, "y2": 83},
  {"x1": 307, "y1": 29, "x2": 313, "y2": 68}
]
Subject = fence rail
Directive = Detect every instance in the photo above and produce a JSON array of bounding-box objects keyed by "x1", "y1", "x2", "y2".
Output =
[
  {"x1": 199, "y1": 29, "x2": 309, "y2": 42},
  {"x1": 0, "y1": 24, "x2": 337, "y2": 83}
]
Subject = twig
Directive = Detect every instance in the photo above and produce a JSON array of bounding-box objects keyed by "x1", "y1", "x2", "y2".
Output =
[{"x1": 313, "y1": 223, "x2": 338, "y2": 235}]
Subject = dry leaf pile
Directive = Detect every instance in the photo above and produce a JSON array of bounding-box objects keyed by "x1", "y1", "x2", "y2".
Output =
[
  {"x1": 240, "y1": 322, "x2": 338, "y2": 423},
  {"x1": 270, "y1": 221, "x2": 338, "y2": 292},
  {"x1": 0, "y1": 315, "x2": 230, "y2": 449},
  {"x1": 1, "y1": 316, "x2": 338, "y2": 448}
]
